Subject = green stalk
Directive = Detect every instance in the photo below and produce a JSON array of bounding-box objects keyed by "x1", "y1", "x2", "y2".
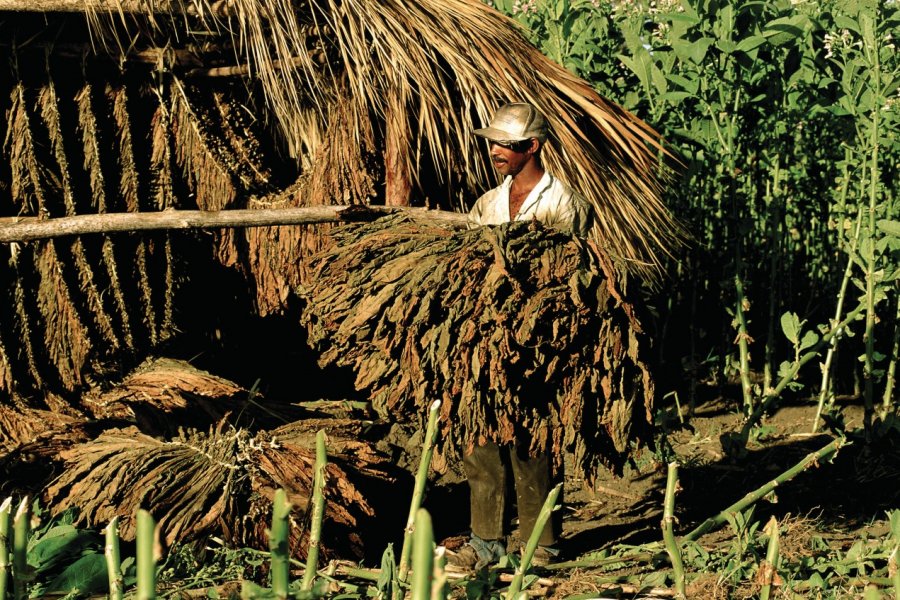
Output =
[
  {"x1": 814, "y1": 205, "x2": 864, "y2": 433},
  {"x1": 0, "y1": 498, "x2": 12, "y2": 600},
  {"x1": 11, "y1": 498, "x2": 28, "y2": 600},
  {"x1": 889, "y1": 545, "x2": 899, "y2": 600},
  {"x1": 398, "y1": 400, "x2": 441, "y2": 582},
  {"x1": 105, "y1": 517, "x2": 124, "y2": 600},
  {"x1": 432, "y1": 546, "x2": 448, "y2": 600},
  {"x1": 862, "y1": 7, "x2": 883, "y2": 438},
  {"x1": 661, "y1": 463, "x2": 685, "y2": 598},
  {"x1": 270, "y1": 489, "x2": 291, "y2": 598},
  {"x1": 410, "y1": 508, "x2": 434, "y2": 600},
  {"x1": 540, "y1": 551, "x2": 656, "y2": 571},
  {"x1": 764, "y1": 158, "x2": 783, "y2": 394},
  {"x1": 506, "y1": 482, "x2": 562, "y2": 600},
  {"x1": 684, "y1": 437, "x2": 844, "y2": 542},
  {"x1": 734, "y1": 272, "x2": 754, "y2": 415},
  {"x1": 301, "y1": 430, "x2": 328, "y2": 592},
  {"x1": 136, "y1": 509, "x2": 157, "y2": 600},
  {"x1": 741, "y1": 301, "x2": 865, "y2": 441},
  {"x1": 881, "y1": 296, "x2": 900, "y2": 416},
  {"x1": 759, "y1": 517, "x2": 780, "y2": 600}
]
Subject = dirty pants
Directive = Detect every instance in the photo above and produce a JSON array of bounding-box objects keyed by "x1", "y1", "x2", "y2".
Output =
[{"x1": 463, "y1": 441, "x2": 558, "y2": 547}]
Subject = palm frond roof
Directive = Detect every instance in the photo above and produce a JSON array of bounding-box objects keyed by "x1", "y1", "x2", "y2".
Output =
[{"x1": 74, "y1": 0, "x2": 684, "y2": 280}]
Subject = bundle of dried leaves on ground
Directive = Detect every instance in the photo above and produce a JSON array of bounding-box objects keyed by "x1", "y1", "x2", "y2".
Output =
[
  {"x1": 298, "y1": 214, "x2": 655, "y2": 483},
  {"x1": 0, "y1": 359, "x2": 395, "y2": 561}
]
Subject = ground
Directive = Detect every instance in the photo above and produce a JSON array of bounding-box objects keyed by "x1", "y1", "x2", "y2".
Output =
[{"x1": 383, "y1": 394, "x2": 900, "y2": 598}]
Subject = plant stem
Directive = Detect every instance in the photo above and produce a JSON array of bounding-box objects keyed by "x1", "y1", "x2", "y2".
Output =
[
  {"x1": 764, "y1": 158, "x2": 783, "y2": 394},
  {"x1": 136, "y1": 509, "x2": 157, "y2": 600},
  {"x1": 759, "y1": 517, "x2": 780, "y2": 600},
  {"x1": 734, "y1": 271, "x2": 754, "y2": 415},
  {"x1": 862, "y1": 6, "x2": 883, "y2": 438},
  {"x1": 741, "y1": 301, "x2": 865, "y2": 440},
  {"x1": 506, "y1": 482, "x2": 563, "y2": 600},
  {"x1": 889, "y1": 545, "x2": 899, "y2": 600},
  {"x1": 0, "y1": 498, "x2": 12, "y2": 600},
  {"x1": 684, "y1": 436, "x2": 845, "y2": 542},
  {"x1": 105, "y1": 516, "x2": 124, "y2": 600},
  {"x1": 814, "y1": 205, "x2": 863, "y2": 433},
  {"x1": 302, "y1": 431, "x2": 328, "y2": 591},
  {"x1": 661, "y1": 462, "x2": 685, "y2": 598},
  {"x1": 398, "y1": 400, "x2": 441, "y2": 582},
  {"x1": 269, "y1": 489, "x2": 291, "y2": 598},
  {"x1": 410, "y1": 508, "x2": 434, "y2": 600},
  {"x1": 881, "y1": 296, "x2": 900, "y2": 416},
  {"x1": 11, "y1": 498, "x2": 27, "y2": 600}
]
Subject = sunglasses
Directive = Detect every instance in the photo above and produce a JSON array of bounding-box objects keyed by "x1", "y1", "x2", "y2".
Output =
[{"x1": 491, "y1": 139, "x2": 532, "y2": 152}]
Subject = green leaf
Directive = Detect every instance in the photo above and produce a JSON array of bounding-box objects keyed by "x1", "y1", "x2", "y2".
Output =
[
  {"x1": 877, "y1": 219, "x2": 900, "y2": 238},
  {"x1": 29, "y1": 525, "x2": 98, "y2": 573},
  {"x1": 834, "y1": 15, "x2": 861, "y2": 35},
  {"x1": 672, "y1": 37, "x2": 715, "y2": 63},
  {"x1": 735, "y1": 35, "x2": 767, "y2": 52},
  {"x1": 800, "y1": 330, "x2": 819, "y2": 352},
  {"x1": 780, "y1": 311, "x2": 801, "y2": 344},
  {"x1": 45, "y1": 554, "x2": 108, "y2": 595}
]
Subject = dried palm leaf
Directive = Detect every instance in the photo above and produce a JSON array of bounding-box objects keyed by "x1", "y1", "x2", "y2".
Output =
[{"x1": 298, "y1": 214, "x2": 655, "y2": 483}]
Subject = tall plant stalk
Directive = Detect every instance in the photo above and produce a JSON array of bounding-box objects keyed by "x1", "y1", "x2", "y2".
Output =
[
  {"x1": 269, "y1": 489, "x2": 291, "y2": 598},
  {"x1": 661, "y1": 462, "x2": 685, "y2": 598},
  {"x1": 410, "y1": 508, "x2": 434, "y2": 600},
  {"x1": 506, "y1": 483, "x2": 563, "y2": 600},
  {"x1": 301, "y1": 431, "x2": 328, "y2": 592},
  {"x1": 11, "y1": 498, "x2": 28, "y2": 600},
  {"x1": 763, "y1": 158, "x2": 783, "y2": 394},
  {"x1": 759, "y1": 517, "x2": 781, "y2": 600},
  {"x1": 398, "y1": 400, "x2": 441, "y2": 582},
  {"x1": 685, "y1": 436, "x2": 843, "y2": 542},
  {"x1": 0, "y1": 498, "x2": 11, "y2": 600},
  {"x1": 136, "y1": 509, "x2": 157, "y2": 600},
  {"x1": 813, "y1": 160, "x2": 861, "y2": 433},
  {"x1": 105, "y1": 517, "x2": 124, "y2": 600}
]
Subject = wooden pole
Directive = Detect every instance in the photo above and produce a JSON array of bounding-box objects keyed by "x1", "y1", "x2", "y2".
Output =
[{"x1": 0, "y1": 206, "x2": 468, "y2": 243}]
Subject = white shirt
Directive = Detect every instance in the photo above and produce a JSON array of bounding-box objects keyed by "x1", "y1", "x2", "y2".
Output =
[{"x1": 466, "y1": 171, "x2": 593, "y2": 238}]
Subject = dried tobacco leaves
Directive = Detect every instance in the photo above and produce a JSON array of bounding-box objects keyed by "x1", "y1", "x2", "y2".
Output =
[{"x1": 298, "y1": 214, "x2": 656, "y2": 483}]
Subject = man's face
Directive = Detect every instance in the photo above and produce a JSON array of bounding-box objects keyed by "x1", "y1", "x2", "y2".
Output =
[{"x1": 489, "y1": 139, "x2": 535, "y2": 177}]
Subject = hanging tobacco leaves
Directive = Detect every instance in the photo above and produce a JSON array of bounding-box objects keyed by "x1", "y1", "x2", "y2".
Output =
[{"x1": 298, "y1": 214, "x2": 656, "y2": 483}]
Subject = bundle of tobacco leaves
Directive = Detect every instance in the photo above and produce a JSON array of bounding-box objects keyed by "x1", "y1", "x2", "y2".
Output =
[
  {"x1": 44, "y1": 420, "x2": 393, "y2": 560},
  {"x1": 298, "y1": 214, "x2": 655, "y2": 483}
]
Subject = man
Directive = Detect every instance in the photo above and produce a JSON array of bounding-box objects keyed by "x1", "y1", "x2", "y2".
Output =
[{"x1": 449, "y1": 102, "x2": 594, "y2": 570}]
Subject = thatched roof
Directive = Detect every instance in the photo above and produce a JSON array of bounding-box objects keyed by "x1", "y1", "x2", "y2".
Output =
[{"x1": 0, "y1": 0, "x2": 681, "y2": 400}]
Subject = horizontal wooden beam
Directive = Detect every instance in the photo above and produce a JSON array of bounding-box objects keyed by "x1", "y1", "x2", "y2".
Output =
[{"x1": 0, "y1": 206, "x2": 468, "y2": 243}]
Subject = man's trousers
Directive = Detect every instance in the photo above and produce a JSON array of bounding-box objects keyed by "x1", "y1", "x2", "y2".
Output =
[{"x1": 462, "y1": 441, "x2": 558, "y2": 547}]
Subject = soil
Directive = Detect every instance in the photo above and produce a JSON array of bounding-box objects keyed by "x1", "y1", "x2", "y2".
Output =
[{"x1": 374, "y1": 391, "x2": 900, "y2": 598}]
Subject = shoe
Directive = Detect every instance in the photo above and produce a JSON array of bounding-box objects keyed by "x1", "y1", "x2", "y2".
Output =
[
  {"x1": 529, "y1": 544, "x2": 560, "y2": 567},
  {"x1": 445, "y1": 535, "x2": 506, "y2": 571}
]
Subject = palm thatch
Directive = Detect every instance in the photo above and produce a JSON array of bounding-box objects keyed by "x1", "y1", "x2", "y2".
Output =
[
  {"x1": 76, "y1": 0, "x2": 682, "y2": 279},
  {"x1": 299, "y1": 214, "x2": 655, "y2": 483}
]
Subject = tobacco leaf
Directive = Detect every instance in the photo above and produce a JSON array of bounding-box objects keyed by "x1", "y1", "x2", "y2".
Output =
[{"x1": 298, "y1": 215, "x2": 656, "y2": 483}]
